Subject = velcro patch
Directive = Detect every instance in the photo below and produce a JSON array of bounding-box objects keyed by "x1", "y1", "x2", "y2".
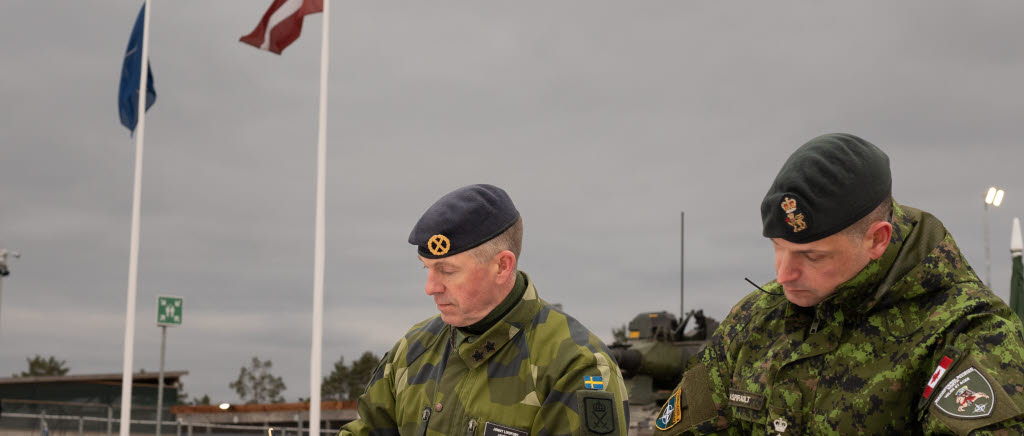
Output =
[
  {"x1": 933, "y1": 367, "x2": 994, "y2": 419},
  {"x1": 654, "y1": 387, "x2": 684, "y2": 430},
  {"x1": 583, "y1": 395, "x2": 616, "y2": 434},
  {"x1": 482, "y1": 422, "x2": 528, "y2": 436},
  {"x1": 584, "y1": 375, "x2": 605, "y2": 390},
  {"x1": 923, "y1": 355, "x2": 954, "y2": 399},
  {"x1": 577, "y1": 389, "x2": 619, "y2": 436},
  {"x1": 728, "y1": 388, "x2": 764, "y2": 410}
]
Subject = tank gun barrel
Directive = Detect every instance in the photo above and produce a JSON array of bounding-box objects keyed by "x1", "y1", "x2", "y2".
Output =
[{"x1": 611, "y1": 348, "x2": 643, "y2": 372}]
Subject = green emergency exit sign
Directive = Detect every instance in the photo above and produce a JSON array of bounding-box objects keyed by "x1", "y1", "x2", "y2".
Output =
[{"x1": 157, "y1": 296, "x2": 183, "y2": 326}]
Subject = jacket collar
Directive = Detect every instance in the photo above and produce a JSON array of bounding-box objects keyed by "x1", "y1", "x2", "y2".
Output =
[
  {"x1": 813, "y1": 200, "x2": 954, "y2": 321},
  {"x1": 455, "y1": 271, "x2": 545, "y2": 369},
  {"x1": 824, "y1": 202, "x2": 909, "y2": 311}
]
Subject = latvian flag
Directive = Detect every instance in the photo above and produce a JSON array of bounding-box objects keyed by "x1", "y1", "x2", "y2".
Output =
[
  {"x1": 923, "y1": 356, "x2": 954, "y2": 399},
  {"x1": 241, "y1": 0, "x2": 323, "y2": 54}
]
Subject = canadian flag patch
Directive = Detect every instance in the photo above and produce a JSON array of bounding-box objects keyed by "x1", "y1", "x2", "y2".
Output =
[{"x1": 923, "y1": 356, "x2": 954, "y2": 399}]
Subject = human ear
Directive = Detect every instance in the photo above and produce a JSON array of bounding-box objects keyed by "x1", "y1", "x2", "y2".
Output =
[
  {"x1": 866, "y1": 221, "x2": 893, "y2": 259},
  {"x1": 494, "y1": 251, "x2": 517, "y2": 284}
]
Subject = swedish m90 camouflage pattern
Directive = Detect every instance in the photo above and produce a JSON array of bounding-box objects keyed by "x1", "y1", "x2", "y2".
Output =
[
  {"x1": 338, "y1": 272, "x2": 629, "y2": 436},
  {"x1": 654, "y1": 202, "x2": 1024, "y2": 435}
]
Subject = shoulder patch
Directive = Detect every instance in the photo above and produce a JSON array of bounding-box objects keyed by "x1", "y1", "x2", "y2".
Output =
[
  {"x1": 657, "y1": 362, "x2": 718, "y2": 431},
  {"x1": 584, "y1": 375, "x2": 604, "y2": 390},
  {"x1": 577, "y1": 390, "x2": 614, "y2": 436},
  {"x1": 933, "y1": 366, "x2": 994, "y2": 418},
  {"x1": 923, "y1": 355, "x2": 955, "y2": 399},
  {"x1": 654, "y1": 387, "x2": 683, "y2": 430},
  {"x1": 928, "y1": 354, "x2": 1022, "y2": 435}
]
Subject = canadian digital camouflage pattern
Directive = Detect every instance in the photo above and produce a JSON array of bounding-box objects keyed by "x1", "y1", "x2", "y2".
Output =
[
  {"x1": 338, "y1": 272, "x2": 629, "y2": 436},
  {"x1": 654, "y1": 202, "x2": 1024, "y2": 435}
]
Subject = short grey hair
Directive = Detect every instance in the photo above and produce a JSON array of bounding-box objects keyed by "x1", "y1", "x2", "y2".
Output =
[
  {"x1": 469, "y1": 217, "x2": 523, "y2": 268},
  {"x1": 840, "y1": 195, "x2": 893, "y2": 240}
]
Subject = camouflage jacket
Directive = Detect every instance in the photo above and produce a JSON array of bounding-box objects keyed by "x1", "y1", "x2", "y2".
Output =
[
  {"x1": 338, "y1": 272, "x2": 629, "y2": 436},
  {"x1": 654, "y1": 203, "x2": 1024, "y2": 435}
]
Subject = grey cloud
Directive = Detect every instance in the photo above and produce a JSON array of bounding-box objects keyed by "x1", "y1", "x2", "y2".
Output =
[{"x1": 1, "y1": 0, "x2": 1023, "y2": 402}]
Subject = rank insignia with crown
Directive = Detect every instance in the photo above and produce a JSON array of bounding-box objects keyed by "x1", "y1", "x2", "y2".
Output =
[
  {"x1": 780, "y1": 197, "x2": 807, "y2": 233},
  {"x1": 773, "y1": 417, "x2": 789, "y2": 433}
]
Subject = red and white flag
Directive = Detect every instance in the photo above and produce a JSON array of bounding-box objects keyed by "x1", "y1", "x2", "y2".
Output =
[
  {"x1": 923, "y1": 356, "x2": 954, "y2": 399},
  {"x1": 240, "y1": 0, "x2": 323, "y2": 54}
]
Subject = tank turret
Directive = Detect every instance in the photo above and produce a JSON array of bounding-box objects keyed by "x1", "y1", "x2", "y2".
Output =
[{"x1": 610, "y1": 309, "x2": 718, "y2": 435}]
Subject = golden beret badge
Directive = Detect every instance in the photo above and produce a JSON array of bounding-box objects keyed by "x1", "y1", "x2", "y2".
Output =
[
  {"x1": 427, "y1": 234, "x2": 451, "y2": 256},
  {"x1": 781, "y1": 197, "x2": 807, "y2": 233}
]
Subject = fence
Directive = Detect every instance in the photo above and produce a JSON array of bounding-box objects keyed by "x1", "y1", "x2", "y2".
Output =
[{"x1": 0, "y1": 400, "x2": 336, "y2": 436}]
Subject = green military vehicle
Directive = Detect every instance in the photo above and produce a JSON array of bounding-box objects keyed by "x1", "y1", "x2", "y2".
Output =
[{"x1": 610, "y1": 309, "x2": 718, "y2": 436}]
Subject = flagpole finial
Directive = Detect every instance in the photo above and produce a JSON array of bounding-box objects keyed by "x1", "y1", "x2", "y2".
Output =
[{"x1": 1012, "y1": 217, "x2": 1023, "y2": 255}]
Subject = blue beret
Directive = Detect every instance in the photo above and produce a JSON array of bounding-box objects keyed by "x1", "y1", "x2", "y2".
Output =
[
  {"x1": 761, "y1": 133, "x2": 891, "y2": 243},
  {"x1": 408, "y1": 184, "x2": 520, "y2": 259}
]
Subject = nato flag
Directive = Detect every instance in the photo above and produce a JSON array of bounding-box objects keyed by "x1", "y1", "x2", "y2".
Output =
[{"x1": 118, "y1": 3, "x2": 156, "y2": 133}]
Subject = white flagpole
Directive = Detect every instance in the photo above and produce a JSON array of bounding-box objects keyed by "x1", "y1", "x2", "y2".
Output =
[
  {"x1": 309, "y1": 0, "x2": 330, "y2": 433},
  {"x1": 120, "y1": 1, "x2": 151, "y2": 434}
]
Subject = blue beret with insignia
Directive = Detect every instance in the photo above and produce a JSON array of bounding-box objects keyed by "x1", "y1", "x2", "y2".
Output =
[
  {"x1": 761, "y1": 133, "x2": 891, "y2": 243},
  {"x1": 409, "y1": 184, "x2": 520, "y2": 259}
]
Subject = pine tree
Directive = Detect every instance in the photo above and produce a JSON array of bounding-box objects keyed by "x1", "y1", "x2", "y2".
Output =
[
  {"x1": 229, "y1": 357, "x2": 287, "y2": 403},
  {"x1": 15, "y1": 355, "x2": 69, "y2": 377}
]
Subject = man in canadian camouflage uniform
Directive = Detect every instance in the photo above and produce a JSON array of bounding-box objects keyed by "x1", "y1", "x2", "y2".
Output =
[
  {"x1": 654, "y1": 133, "x2": 1024, "y2": 435},
  {"x1": 339, "y1": 184, "x2": 628, "y2": 436}
]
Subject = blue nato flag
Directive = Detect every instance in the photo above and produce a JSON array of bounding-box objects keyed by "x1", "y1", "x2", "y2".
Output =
[{"x1": 118, "y1": 3, "x2": 156, "y2": 133}]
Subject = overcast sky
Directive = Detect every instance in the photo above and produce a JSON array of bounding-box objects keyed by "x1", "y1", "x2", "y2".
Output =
[{"x1": 2, "y1": 1, "x2": 1023, "y2": 404}]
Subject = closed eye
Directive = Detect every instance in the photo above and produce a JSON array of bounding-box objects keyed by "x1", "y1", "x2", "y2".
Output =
[
  {"x1": 422, "y1": 265, "x2": 456, "y2": 275},
  {"x1": 804, "y1": 253, "x2": 825, "y2": 262}
]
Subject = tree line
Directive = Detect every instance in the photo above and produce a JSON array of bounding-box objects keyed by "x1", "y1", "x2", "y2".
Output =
[
  {"x1": 14, "y1": 352, "x2": 381, "y2": 405},
  {"x1": 227, "y1": 352, "x2": 380, "y2": 403}
]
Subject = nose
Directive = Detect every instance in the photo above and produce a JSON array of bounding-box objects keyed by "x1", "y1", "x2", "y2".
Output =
[
  {"x1": 424, "y1": 269, "x2": 444, "y2": 296},
  {"x1": 775, "y1": 251, "x2": 800, "y2": 285}
]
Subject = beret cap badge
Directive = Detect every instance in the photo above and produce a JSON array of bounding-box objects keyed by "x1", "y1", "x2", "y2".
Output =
[
  {"x1": 409, "y1": 184, "x2": 520, "y2": 259},
  {"x1": 427, "y1": 234, "x2": 451, "y2": 256},
  {"x1": 761, "y1": 133, "x2": 890, "y2": 243},
  {"x1": 781, "y1": 197, "x2": 807, "y2": 233}
]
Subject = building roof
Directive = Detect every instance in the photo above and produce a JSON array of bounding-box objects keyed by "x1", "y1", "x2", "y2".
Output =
[
  {"x1": 0, "y1": 371, "x2": 188, "y2": 385},
  {"x1": 172, "y1": 401, "x2": 359, "y2": 424},
  {"x1": 172, "y1": 401, "x2": 356, "y2": 415}
]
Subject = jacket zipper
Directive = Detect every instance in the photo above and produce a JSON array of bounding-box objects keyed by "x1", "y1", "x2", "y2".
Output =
[
  {"x1": 418, "y1": 329, "x2": 451, "y2": 436},
  {"x1": 415, "y1": 406, "x2": 432, "y2": 436},
  {"x1": 466, "y1": 418, "x2": 478, "y2": 436},
  {"x1": 809, "y1": 313, "x2": 820, "y2": 335}
]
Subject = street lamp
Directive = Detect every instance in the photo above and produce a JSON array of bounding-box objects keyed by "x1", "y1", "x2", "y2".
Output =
[
  {"x1": 0, "y1": 248, "x2": 21, "y2": 334},
  {"x1": 985, "y1": 187, "x2": 1006, "y2": 286}
]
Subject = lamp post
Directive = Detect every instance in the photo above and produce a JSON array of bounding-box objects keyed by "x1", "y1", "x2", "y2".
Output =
[
  {"x1": 0, "y1": 248, "x2": 21, "y2": 334},
  {"x1": 985, "y1": 187, "x2": 1005, "y2": 287}
]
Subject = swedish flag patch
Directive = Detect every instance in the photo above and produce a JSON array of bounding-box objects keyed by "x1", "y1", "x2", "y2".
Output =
[{"x1": 583, "y1": 376, "x2": 604, "y2": 390}]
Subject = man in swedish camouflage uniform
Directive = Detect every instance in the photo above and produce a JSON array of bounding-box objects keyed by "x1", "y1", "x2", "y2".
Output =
[
  {"x1": 653, "y1": 133, "x2": 1024, "y2": 435},
  {"x1": 339, "y1": 184, "x2": 629, "y2": 436}
]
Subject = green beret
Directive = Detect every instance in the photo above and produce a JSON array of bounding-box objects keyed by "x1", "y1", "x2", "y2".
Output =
[
  {"x1": 408, "y1": 184, "x2": 520, "y2": 259},
  {"x1": 761, "y1": 133, "x2": 891, "y2": 243}
]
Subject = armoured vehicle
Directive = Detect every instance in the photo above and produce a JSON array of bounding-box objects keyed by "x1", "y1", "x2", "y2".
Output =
[
  {"x1": 610, "y1": 309, "x2": 718, "y2": 436},
  {"x1": 607, "y1": 213, "x2": 719, "y2": 435}
]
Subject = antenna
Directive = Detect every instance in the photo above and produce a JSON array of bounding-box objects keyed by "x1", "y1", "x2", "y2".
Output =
[{"x1": 680, "y1": 212, "x2": 685, "y2": 319}]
